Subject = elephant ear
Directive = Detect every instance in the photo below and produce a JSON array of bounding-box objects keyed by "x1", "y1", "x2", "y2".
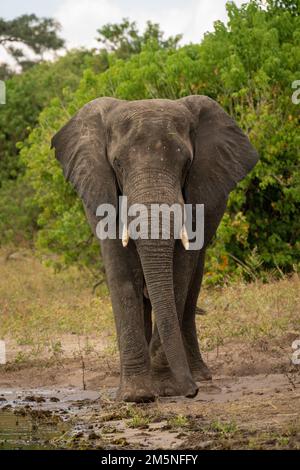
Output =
[
  {"x1": 51, "y1": 97, "x2": 118, "y2": 215},
  {"x1": 180, "y1": 95, "x2": 258, "y2": 208},
  {"x1": 180, "y1": 95, "x2": 259, "y2": 216}
]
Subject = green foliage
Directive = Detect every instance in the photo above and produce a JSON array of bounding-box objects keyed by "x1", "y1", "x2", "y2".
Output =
[
  {"x1": 0, "y1": 49, "x2": 104, "y2": 182},
  {"x1": 97, "y1": 18, "x2": 182, "y2": 59},
  {"x1": 0, "y1": 177, "x2": 38, "y2": 245},
  {"x1": 266, "y1": 0, "x2": 300, "y2": 15},
  {"x1": 0, "y1": 49, "x2": 112, "y2": 249},
  {"x1": 0, "y1": 63, "x2": 13, "y2": 81},
  {"x1": 11, "y1": 1, "x2": 300, "y2": 280},
  {"x1": 197, "y1": 1, "x2": 300, "y2": 282}
]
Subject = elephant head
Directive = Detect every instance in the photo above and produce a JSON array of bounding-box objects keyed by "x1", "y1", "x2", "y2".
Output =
[{"x1": 51, "y1": 96, "x2": 258, "y2": 396}]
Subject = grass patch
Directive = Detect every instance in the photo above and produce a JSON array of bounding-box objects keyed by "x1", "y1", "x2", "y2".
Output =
[
  {"x1": 198, "y1": 273, "x2": 300, "y2": 351},
  {"x1": 167, "y1": 414, "x2": 190, "y2": 429},
  {"x1": 0, "y1": 248, "x2": 116, "y2": 361},
  {"x1": 0, "y1": 248, "x2": 299, "y2": 362}
]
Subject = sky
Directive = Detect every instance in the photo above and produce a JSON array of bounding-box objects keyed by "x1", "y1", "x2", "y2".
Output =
[{"x1": 0, "y1": 0, "x2": 246, "y2": 64}]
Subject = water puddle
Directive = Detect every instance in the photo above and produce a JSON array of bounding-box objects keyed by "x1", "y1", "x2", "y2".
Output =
[{"x1": 0, "y1": 409, "x2": 68, "y2": 450}]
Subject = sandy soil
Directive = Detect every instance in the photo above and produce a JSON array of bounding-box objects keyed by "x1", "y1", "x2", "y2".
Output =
[{"x1": 1, "y1": 333, "x2": 299, "y2": 450}]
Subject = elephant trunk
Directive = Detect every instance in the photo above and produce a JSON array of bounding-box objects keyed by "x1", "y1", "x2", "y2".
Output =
[
  {"x1": 137, "y1": 239, "x2": 197, "y2": 397},
  {"x1": 124, "y1": 169, "x2": 198, "y2": 397}
]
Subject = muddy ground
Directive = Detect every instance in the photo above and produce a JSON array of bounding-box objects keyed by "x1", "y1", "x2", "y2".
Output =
[
  {"x1": 0, "y1": 252, "x2": 299, "y2": 449},
  {"x1": 1, "y1": 334, "x2": 299, "y2": 450}
]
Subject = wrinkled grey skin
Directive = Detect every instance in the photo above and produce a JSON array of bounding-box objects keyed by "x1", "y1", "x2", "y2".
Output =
[{"x1": 52, "y1": 96, "x2": 259, "y2": 402}]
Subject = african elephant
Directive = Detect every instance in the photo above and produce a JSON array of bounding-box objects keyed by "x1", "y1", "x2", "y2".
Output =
[{"x1": 51, "y1": 96, "x2": 259, "y2": 402}]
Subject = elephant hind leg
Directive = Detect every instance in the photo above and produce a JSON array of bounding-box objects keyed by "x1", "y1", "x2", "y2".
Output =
[
  {"x1": 182, "y1": 250, "x2": 212, "y2": 381},
  {"x1": 149, "y1": 247, "x2": 212, "y2": 388},
  {"x1": 182, "y1": 316, "x2": 212, "y2": 381}
]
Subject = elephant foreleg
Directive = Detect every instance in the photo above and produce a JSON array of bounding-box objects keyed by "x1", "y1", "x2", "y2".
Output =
[
  {"x1": 101, "y1": 238, "x2": 154, "y2": 402},
  {"x1": 149, "y1": 243, "x2": 196, "y2": 395}
]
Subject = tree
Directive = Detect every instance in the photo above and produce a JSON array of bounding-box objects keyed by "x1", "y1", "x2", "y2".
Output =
[
  {"x1": 0, "y1": 49, "x2": 102, "y2": 184},
  {"x1": 0, "y1": 14, "x2": 64, "y2": 72},
  {"x1": 97, "y1": 18, "x2": 182, "y2": 59},
  {"x1": 265, "y1": 0, "x2": 299, "y2": 14},
  {"x1": 0, "y1": 63, "x2": 13, "y2": 80}
]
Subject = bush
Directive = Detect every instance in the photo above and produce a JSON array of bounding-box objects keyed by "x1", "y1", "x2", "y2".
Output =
[
  {"x1": 0, "y1": 49, "x2": 110, "y2": 183},
  {"x1": 0, "y1": 177, "x2": 38, "y2": 246}
]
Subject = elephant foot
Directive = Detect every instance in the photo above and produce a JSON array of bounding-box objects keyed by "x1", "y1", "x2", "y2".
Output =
[
  {"x1": 152, "y1": 369, "x2": 198, "y2": 398},
  {"x1": 152, "y1": 371, "x2": 181, "y2": 397},
  {"x1": 117, "y1": 374, "x2": 155, "y2": 403},
  {"x1": 191, "y1": 360, "x2": 212, "y2": 382}
]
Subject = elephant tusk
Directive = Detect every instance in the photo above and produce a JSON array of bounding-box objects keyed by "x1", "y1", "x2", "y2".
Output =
[
  {"x1": 180, "y1": 225, "x2": 189, "y2": 250},
  {"x1": 122, "y1": 225, "x2": 130, "y2": 247}
]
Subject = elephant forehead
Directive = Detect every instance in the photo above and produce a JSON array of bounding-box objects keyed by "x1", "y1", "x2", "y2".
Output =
[{"x1": 109, "y1": 101, "x2": 191, "y2": 137}]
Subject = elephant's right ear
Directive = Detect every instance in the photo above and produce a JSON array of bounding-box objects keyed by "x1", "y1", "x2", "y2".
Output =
[{"x1": 51, "y1": 98, "x2": 118, "y2": 214}]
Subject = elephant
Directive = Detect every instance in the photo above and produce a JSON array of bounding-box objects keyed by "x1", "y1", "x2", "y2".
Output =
[{"x1": 51, "y1": 95, "x2": 259, "y2": 402}]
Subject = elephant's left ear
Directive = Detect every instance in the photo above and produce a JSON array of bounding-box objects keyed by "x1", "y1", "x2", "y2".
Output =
[{"x1": 180, "y1": 95, "x2": 259, "y2": 212}]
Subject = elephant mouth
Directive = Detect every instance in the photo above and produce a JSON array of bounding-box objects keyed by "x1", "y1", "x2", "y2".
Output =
[{"x1": 121, "y1": 216, "x2": 189, "y2": 250}]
